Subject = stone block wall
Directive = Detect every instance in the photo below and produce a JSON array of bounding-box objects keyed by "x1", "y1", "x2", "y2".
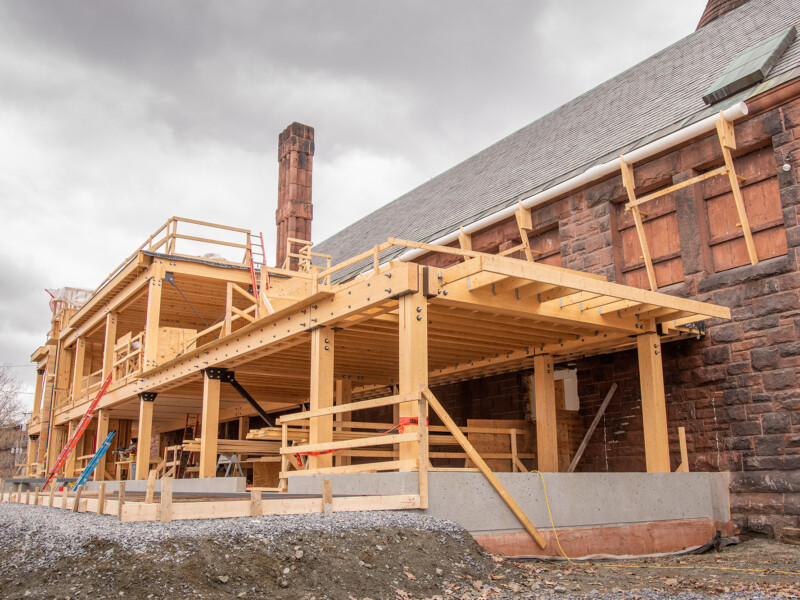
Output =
[{"x1": 418, "y1": 87, "x2": 800, "y2": 534}]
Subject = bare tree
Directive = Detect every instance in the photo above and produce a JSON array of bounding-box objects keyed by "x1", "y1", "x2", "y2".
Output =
[{"x1": 0, "y1": 364, "x2": 26, "y2": 478}]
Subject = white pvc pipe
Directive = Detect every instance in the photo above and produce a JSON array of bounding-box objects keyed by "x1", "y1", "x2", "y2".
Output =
[{"x1": 398, "y1": 101, "x2": 748, "y2": 262}]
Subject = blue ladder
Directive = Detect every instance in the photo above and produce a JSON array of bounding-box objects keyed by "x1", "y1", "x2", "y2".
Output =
[{"x1": 72, "y1": 431, "x2": 116, "y2": 488}]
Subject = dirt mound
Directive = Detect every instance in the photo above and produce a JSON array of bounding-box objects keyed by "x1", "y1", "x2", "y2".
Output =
[{"x1": 1, "y1": 525, "x2": 520, "y2": 600}]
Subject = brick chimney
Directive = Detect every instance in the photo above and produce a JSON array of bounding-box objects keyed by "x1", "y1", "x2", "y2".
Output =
[
  {"x1": 697, "y1": 0, "x2": 750, "y2": 29},
  {"x1": 276, "y1": 122, "x2": 314, "y2": 269}
]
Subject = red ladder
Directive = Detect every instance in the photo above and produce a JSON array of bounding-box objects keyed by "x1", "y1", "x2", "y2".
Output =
[
  {"x1": 249, "y1": 231, "x2": 268, "y2": 299},
  {"x1": 42, "y1": 373, "x2": 113, "y2": 491}
]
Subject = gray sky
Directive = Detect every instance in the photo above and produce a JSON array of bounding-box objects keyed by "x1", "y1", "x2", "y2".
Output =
[{"x1": 0, "y1": 0, "x2": 706, "y2": 396}]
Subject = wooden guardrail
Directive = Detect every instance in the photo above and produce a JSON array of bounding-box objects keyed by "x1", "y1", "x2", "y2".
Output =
[{"x1": 277, "y1": 392, "x2": 427, "y2": 495}]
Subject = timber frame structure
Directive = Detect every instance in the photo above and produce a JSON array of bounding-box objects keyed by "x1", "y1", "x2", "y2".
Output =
[{"x1": 23, "y1": 213, "x2": 730, "y2": 527}]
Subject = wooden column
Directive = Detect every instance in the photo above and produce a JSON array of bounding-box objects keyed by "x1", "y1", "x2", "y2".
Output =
[
  {"x1": 398, "y1": 287, "x2": 428, "y2": 465},
  {"x1": 26, "y1": 435, "x2": 39, "y2": 476},
  {"x1": 199, "y1": 371, "x2": 221, "y2": 478},
  {"x1": 238, "y1": 416, "x2": 250, "y2": 441},
  {"x1": 71, "y1": 338, "x2": 86, "y2": 401},
  {"x1": 64, "y1": 421, "x2": 77, "y2": 477},
  {"x1": 533, "y1": 354, "x2": 558, "y2": 472},
  {"x1": 334, "y1": 378, "x2": 353, "y2": 467},
  {"x1": 309, "y1": 328, "x2": 334, "y2": 470},
  {"x1": 143, "y1": 272, "x2": 163, "y2": 371},
  {"x1": 136, "y1": 393, "x2": 156, "y2": 480},
  {"x1": 637, "y1": 332, "x2": 670, "y2": 472},
  {"x1": 94, "y1": 409, "x2": 110, "y2": 481},
  {"x1": 32, "y1": 369, "x2": 44, "y2": 420},
  {"x1": 102, "y1": 312, "x2": 118, "y2": 381}
]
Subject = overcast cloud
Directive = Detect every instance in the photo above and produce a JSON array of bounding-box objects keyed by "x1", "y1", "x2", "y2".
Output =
[{"x1": 0, "y1": 0, "x2": 706, "y2": 395}]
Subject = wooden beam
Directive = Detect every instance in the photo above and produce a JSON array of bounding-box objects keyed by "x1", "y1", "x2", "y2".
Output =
[
  {"x1": 102, "y1": 312, "x2": 118, "y2": 382},
  {"x1": 199, "y1": 372, "x2": 221, "y2": 478},
  {"x1": 637, "y1": 332, "x2": 670, "y2": 472},
  {"x1": 533, "y1": 354, "x2": 558, "y2": 472},
  {"x1": 568, "y1": 383, "x2": 617, "y2": 473},
  {"x1": 422, "y1": 387, "x2": 546, "y2": 549},
  {"x1": 136, "y1": 396, "x2": 155, "y2": 480},
  {"x1": 399, "y1": 283, "x2": 428, "y2": 465},
  {"x1": 620, "y1": 157, "x2": 658, "y2": 291},
  {"x1": 716, "y1": 114, "x2": 757, "y2": 265},
  {"x1": 309, "y1": 328, "x2": 335, "y2": 470}
]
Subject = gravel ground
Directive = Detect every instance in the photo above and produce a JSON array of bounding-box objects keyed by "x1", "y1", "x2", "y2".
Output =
[{"x1": 0, "y1": 502, "x2": 797, "y2": 600}]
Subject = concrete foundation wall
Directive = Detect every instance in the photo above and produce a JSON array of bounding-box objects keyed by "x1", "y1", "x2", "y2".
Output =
[{"x1": 288, "y1": 472, "x2": 730, "y2": 536}]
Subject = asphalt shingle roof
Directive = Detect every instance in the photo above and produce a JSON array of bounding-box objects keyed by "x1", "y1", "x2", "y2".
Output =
[{"x1": 314, "y1": 0, "x2": 800, "y2": 281}]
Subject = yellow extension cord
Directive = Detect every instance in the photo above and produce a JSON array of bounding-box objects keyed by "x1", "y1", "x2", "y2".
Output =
[{"x1": 531, "y1": 470, "x2": 800, "y2": 577}]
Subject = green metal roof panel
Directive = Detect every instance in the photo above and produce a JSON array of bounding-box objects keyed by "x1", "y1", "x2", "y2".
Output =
[{"x1": 703, "y1": 25, "x2": 797, "y2": 104}]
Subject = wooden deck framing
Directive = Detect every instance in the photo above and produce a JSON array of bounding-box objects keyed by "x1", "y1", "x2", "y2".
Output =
[{"x1": 23, "y1": 213, "x2": 730, "y2": 539}]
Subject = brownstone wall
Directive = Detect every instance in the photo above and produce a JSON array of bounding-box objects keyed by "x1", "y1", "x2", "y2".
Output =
[
  {"x1": 563, "y1": 93, "x2": 800, "y2": 534},
  {"x1": 420, "y1": 87, "x2": 800, "y2": 534}
]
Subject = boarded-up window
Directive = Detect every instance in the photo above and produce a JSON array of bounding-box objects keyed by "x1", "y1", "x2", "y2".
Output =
[
  {"x1": 617, "y1": 193, "x2": 684, "y2": 289},
  {"x1": 703, "y1": 146, "x2": 787, "y2": 272}
]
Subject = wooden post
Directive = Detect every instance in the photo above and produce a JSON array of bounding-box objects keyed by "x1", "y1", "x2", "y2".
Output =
[
  {"x1": 199, "y1": 371, "x2": 221, "y2": 478},
  {"x1": 676, "y1": 426, "x2": 689, "y2": 472},
  {"x1": 136, "y1": 393, "x2": 156, "y2": 480},
  {"x1": 160, "y1": 477, "x2": 173, "y2": 522},
  {"x1": 118, "y1": 481, "x2": 126, "y2": 517},
  {"x1": 637, "y1": 332, "x2": 670, "y2": 472},
  {"x1": 33, "y1": 486, "x2": 40, "y2": 506},
  {"x1": 48, "y1": 484, "x2": 55, "y2": 507},
  {"x1": 64, "y1": 421, "x2": 77, "y2": 478},
  {"x1": 0, "y1": 481, "x2": 5, "y2": 502},
  {"x1": 71, "y1": 337, "x2": 86, "y2": 401},
  {"x1": 309, "y1": 328, "x2": 335, "y2": 470},
  {"x1": 25, "y1": 435, "x2": 38, "y2": 477},
  {"x1": 334, "y1": 379, "x2": 353, "y2": 467},
  {"x1": 25, "y1": 489, "x2": 30, "y2": 504},
  {"x1": 238, "y1": 416, "x2": 250, "y2": 441},
  {"x1": 97, "y1": 483, "x2": 106, "y2": 515},
  {"x1": 533, "y1": 354, "x2": 558, "y2": 472},
  {"x1": 142, "y1": 272, "x2": 163, "y2": 371},
  {"x1": 72, "y1": 485, "x2": 83, "y2": 513},
  {"x1": 61, "y1": 487, "x2": 68, "y2": 510},
  {"x1": 250, "y1": 489, "x2": 263, "y2": 517},
  {"x1": 322, "y1": 479, "x2": 333, "y2": 514},
  {"x1": 417, "y1": 391, "x2": 429, "y2": 509},
  {"x1": 398, "y1": 284, "x2": 428, "y2": 465},
  {"x1": 102, "y1": 312, "x2": 118, "y2": 382},
  {"x1": 94, "y1": 409, "x2": 110, "y2": 482},
  {"x1": 145, "y1": 469, "x2": 157, "y2": 503},
  {"x1": 32, "y1": 368, "x2": 45, "y2": 420}
]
